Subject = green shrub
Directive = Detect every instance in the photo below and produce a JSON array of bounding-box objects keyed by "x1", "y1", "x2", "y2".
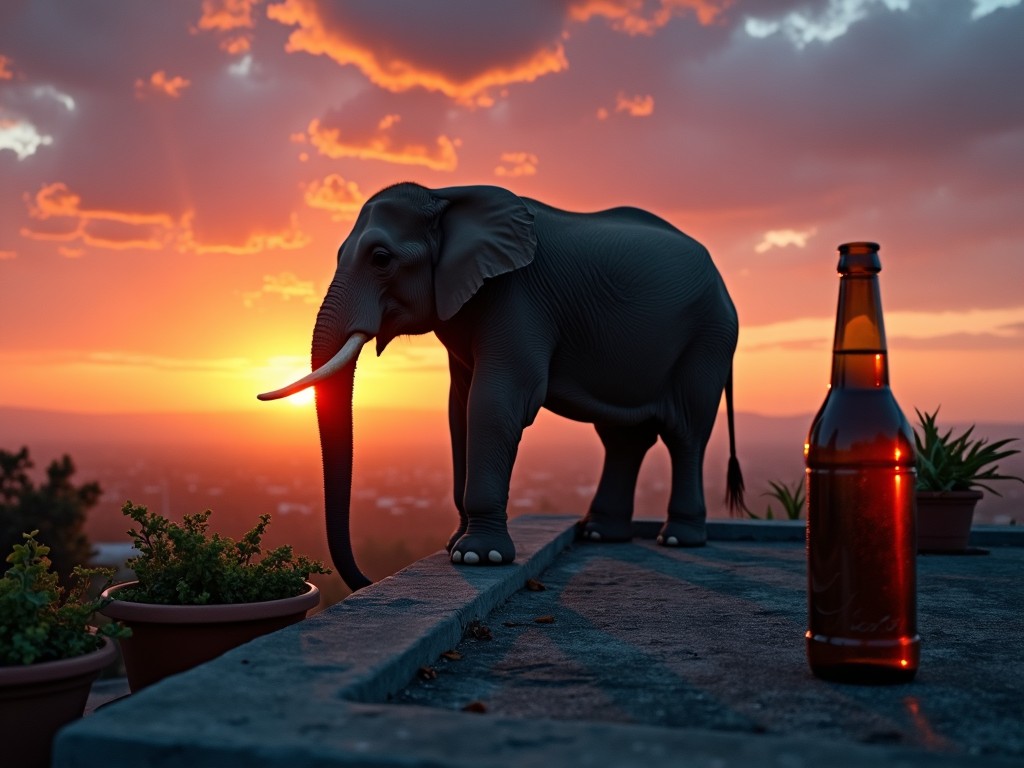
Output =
[
  {"x1": 115, "y1": 501, "x2": 330, "y2": 605},
  {"x1": 0, "y1": 532, "x2": 128, "y2": 666},
  {"x1": 1, "y1": 447, "x2": 100, "y2": 582}
]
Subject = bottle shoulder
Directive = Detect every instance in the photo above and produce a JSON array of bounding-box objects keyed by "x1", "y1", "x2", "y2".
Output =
[{"x1": 807, "y1": 388, "x2": 915, "y2": 466}]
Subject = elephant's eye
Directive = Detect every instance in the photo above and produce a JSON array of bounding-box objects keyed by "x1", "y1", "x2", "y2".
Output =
[{"x1": 371, "y1": 250, "x2": 393, "y2": 270}]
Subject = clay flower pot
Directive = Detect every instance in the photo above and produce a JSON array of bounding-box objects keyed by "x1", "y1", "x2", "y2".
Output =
[
  {"x1": 916, "y1": 490, "x2": 983, "y2": 553},
  {"x1": 0, "y1": 634, "x2": 117, "y2": 768},
  {"x1": 101, "y1": 581, "x2": 319, "y2": 691}
]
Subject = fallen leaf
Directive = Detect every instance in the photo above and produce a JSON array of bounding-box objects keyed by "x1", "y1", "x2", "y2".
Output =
[
  {"x1": 466, "y1": 620, "x2": 493, "y2": 641},
  {"x1": 533, "y1": 615, "x2": 555, "y2": 624},
  {"x1": 418, "y1": 666, "x2": 438, "y2": 680},
  {"x1": 526, "y1": 579, "x2": 547, "y2": 591},
  {"x1": 441, "y1": 650, "x2": 463, "y2": 661},
  {"x1": 462, "y1": 701, "x2": 488, "y2": 713}
]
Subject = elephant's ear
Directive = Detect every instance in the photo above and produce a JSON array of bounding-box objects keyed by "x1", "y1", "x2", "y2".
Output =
[{"x1": 432, "y1": 185, "x2": 537, "y2": 322}]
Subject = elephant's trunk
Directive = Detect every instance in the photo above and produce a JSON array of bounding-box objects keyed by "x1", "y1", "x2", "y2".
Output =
[
  {"x1": 315, "y1": 354, "x2": 372, "y2": 592},
  {"x1": 258, "y1": 331, "x2": 372, "y2": 592}
]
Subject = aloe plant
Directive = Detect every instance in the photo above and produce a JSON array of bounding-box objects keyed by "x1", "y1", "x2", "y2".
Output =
[
  {"x1": 749, "y1": 478, "x2": 805, "y2": 520},
  {"x1": 914, "y1": 407, "x2": 1023, "y2": 495}
]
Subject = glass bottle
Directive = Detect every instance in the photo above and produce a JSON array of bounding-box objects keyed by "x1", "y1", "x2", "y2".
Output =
[{"x1": 805, "y1": 241, "x2": 919, "y2": 684}]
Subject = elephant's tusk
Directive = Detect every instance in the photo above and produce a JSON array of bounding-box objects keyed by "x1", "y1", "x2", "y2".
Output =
[{"x1": 257, "y1": 333, "x2": 369, "y2": 401}]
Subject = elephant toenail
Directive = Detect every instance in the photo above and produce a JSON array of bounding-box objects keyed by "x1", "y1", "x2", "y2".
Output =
[
  {"x1": 666, "y1": 536, "x2": 679, "y2": 546},
  {"x1": 587, "y1": 530, "x2": 601, "y2": 540},
  {"x1": 451, "y1": 551, "x2": 462, "y2": 563},
  {"x1": 488, "y1": 550, "x2": 503, "y2": 563},
  {"x1": 657, "y1": 535, "x2": 664, "y2": 544},
  {"x1": 463, "y1": 551, "x2": 481, "y2": 564}
]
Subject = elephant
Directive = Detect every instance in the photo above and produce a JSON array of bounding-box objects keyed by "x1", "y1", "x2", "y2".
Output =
[{"x1": 259, "y1": 183, "x2": 745, "y2": 592}]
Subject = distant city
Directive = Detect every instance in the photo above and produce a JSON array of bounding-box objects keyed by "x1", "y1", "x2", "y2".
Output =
[{"x1": 3, "y1": 406, "x2": 1020, "y2": 604}]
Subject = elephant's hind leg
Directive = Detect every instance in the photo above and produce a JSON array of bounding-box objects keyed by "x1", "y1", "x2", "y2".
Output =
[
  {"x1": 657, "y1": 345, "x2": 731, "y2": 548},
  {"x1": 657, "y1": 435, "x2": 709, "y2": 547},
  {"x1": 580, "y1": 421, "x2": 658, "y2": 543}
]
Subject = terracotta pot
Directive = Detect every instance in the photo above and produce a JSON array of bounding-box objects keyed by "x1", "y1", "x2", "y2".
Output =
[
  {"x1": 916, "y1": 490, "x2": 983, "y2": 553},
  {"x1": 0, "y1": 634, "x2": 117, "y2": 768},
  {"x1": 100, "y1": 581, "x2": 319, "y2": 692}
]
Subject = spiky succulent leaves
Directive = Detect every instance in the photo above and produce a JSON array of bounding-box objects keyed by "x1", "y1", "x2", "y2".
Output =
[
  {"x1": 119, "y1": 502, "x2": 330, "y2": 605},
  {"x1": 749, "y1": 478, "x2": 805, "y2": 520},
  {"x1": 914, "y1": 407, "x2": 1024, "y2": 494},
  {"x1": 0, "y1": 532, "x2": 128, "y2": 666}
]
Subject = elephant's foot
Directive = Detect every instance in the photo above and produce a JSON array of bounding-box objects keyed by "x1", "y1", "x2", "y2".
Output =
[
  {"x1": 450, "y1": 530, "x2": 515, "y2": 566},
  {"x1": 656, "y1": 519, "x2": 707, "y2": 548},
  {"x1": 578, "y1": 514, "x2": 633, "y2": 543},
  {"x1": 445, "y1": 522, "x2": 468, "y2": 553}
]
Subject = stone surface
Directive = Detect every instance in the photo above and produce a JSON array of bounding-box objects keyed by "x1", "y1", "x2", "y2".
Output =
[{"x1": 57, "y1": 516, "x2": 1024, "y2": 767}]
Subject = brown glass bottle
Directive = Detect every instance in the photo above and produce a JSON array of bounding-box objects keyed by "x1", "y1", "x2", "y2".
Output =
[{"x1": 805, "y1": 241, "x2": 919, "y2": 684}]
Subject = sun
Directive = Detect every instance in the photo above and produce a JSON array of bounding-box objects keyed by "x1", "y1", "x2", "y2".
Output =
[{"x1": 289, "y1": 387, "x2": 316, "y2": 407}]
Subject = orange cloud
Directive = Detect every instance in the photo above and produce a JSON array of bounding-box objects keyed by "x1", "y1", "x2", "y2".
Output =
[
  {"x1": 618, "y1": 92, "x2": 654, "y2": 116},
  {"x1": 220, "y1": 36, "x2": 252, "y2": 53},
  {"x1": 21, "y1": 181, "x2": 309, "y2": 255},
  {"x1": 307, "y1": 117, "x2": 459, "y2": 171},
  {"x1": 304, "y1": 174, "x2": 365, "y2": 218},
  {"x1": 196, "y1": 0, "x2": 258, "y2": 31},
  {"x1": 22, "y1": 182, "x2": 175, "y2": 250},
  {"x1": 597, "y1": 92, "x2": 655, "y2": 119},
  {"x1": 621, "y1": 92, "x2": 656, "y2": 117},
  {"x1": 177, "y1": 211, "x2": 310, "y2": 255},
  {"x1": 242, "y1": 272, "x2": 321, "y2": 308},
  {"x1": 0, "y1": 54, "x2": 13, "y2": 80},
  {"x1": 0, "y1": 250, "x2": 16, "y2": 260},
  {"x1": 494, "y1": 152, "x2": 539, "y2": 177},
  {"x1": 195, "y1": 0, "x2": 258, "y2": 52},
  {"x1": 135, "y1": 70, "x2": 191, "y2": 99},
  {"x1": 266, "y1": 0, "x2": 568, "y2": 106},
  {"x1": 570, "y1": 0, "x2": 731, "y2": 34}
]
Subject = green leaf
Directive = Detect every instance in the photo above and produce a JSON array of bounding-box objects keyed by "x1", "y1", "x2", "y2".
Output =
[{"x1": 913, "y1": 407, "x2": 1023, "y2": 493}]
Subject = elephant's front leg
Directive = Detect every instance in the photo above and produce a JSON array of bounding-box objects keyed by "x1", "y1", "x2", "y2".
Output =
[
  {"x1": 450, "y1": 365, "x2": 544, "y2": 566},
  {"x1": 445, "y1": 357, "x2": 471, "y2": 553}
]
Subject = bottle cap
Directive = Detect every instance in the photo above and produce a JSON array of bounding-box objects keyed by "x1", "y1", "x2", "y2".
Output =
[{"x1": 837, "y1": 242, "x2": 881, "y2": 273}]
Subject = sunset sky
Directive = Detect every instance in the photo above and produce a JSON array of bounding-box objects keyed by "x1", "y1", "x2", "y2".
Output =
[{"x1": 1, "y1": 0, "x2": 1022, "y2": 426}]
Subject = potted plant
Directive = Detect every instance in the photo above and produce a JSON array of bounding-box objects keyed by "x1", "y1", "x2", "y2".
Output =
[
  {"x1": 0, "y1": 532, "x2": 129, "y2": 768},
  {"x1": 914, "y1": 407, "x2": 1023, "y2": 552},
  {"x1": 100, "y1": 501, "x2": 330, "y2": 691}
]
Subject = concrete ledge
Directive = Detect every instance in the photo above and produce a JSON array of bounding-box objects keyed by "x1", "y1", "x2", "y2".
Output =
[
  {"x1": 56, "y1": 515, "x2": 1023, "y2": 767},
  {"x1": 56, "y1": 515, "x2": 579, "y2": 766}
]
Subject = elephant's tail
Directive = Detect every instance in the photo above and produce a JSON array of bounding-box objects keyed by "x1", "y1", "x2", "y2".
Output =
[{"x1": 724, "y1": 365, "x2": 747, "y2": 517}]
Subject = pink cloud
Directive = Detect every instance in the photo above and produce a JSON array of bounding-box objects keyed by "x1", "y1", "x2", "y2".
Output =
[{"x1": 495, "y1": 152, "x2": 539, "y2": 177}]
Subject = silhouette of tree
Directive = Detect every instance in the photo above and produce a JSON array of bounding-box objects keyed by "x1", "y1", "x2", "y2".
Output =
[{"x1": 0, "y1": 447, "x2": 101, "y2": 581}]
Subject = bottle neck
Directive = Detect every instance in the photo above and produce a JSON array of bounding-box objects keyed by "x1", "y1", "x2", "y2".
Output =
[{"x1": 830, "y1": 271, "x2": 890, "y2": 389}]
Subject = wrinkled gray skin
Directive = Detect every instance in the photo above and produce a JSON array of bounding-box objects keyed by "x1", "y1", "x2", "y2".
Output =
[{"x1": 260, "y1": 183, "x2": 744, "y2": 592}]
